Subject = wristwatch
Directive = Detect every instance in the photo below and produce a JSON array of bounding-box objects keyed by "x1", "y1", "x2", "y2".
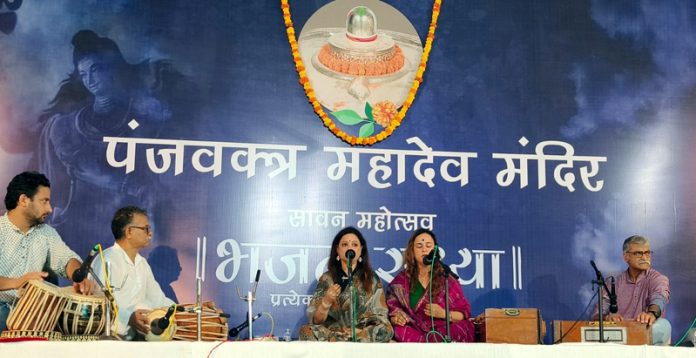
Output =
[{"x1": 647, "y1": 310, "x2": 661, "y2": 319}]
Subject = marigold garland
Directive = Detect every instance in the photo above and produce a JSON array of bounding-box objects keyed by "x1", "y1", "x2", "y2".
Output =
[{"x1": 281, "y1": 0, "x2": 442, "y2": 146}]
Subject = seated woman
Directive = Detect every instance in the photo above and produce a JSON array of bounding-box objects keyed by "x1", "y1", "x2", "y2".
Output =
[
  {"x1": 299, "y1": 227, "x2": 393, "y2": 342},
  {"x1": 386, "y1": 228, "x2": 475, "y2": 342}
]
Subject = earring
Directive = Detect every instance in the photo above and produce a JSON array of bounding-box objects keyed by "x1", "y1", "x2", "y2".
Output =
[
  {"x1": 358, "y1": 257, "x2": 363, "y2": 263},
  {"x1": 336, "y1": 255, "x2": 340, "y2": 261}
]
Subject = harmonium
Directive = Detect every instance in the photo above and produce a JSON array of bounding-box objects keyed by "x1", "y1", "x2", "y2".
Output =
[
  {"x1": 553, "y1": 320, "x2": 651, "y2": 345},
  {"x1": 474, "y1": 308, "x2": 546, "y2": 344}
]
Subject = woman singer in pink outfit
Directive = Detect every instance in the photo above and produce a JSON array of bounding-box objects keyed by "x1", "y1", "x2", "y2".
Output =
[{"x1": 386, "y1": 228, "x2": 475, "y2": 342}]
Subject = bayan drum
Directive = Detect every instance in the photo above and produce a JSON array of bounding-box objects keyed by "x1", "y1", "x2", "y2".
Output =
[
  {"x1": 144, "y1": 307, "x2": 177, "y2": 341},
  {"x1": 56, "y1": 287, "x2": 108, "y2": 336},
  {"x1": 171, "y1": 302, "x2": 228, "y2": 341},
  {"x1": 6, "y1": 280, "x2": 68, "y2": 332}
]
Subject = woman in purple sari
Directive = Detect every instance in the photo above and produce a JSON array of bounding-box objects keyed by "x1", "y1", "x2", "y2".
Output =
[{"x1": 386, "y1": 228, "x2": 475, "y2": 342}]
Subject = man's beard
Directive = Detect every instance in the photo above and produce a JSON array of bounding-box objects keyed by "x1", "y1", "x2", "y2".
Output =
[{"x1": 28, "y1": 214, "x2": 46, "y2": 227}]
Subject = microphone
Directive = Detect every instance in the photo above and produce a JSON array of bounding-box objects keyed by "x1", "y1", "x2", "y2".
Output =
[
  {"x1": 346, "y1": 249, "x2": 356, "y2": 269},
  {"x1": 229, "y1": 313, "x2": 262, "y2": 337},
  {"x1": 150, "y1": 305, "x2": 176, "y2": 336},
  {"x1": 609, "y1": 276, "x2": 618, "y2": 314},
  {"x1": 251, "y1": 269, "x2": 261, "y2": 297},
  {"x1": 423, "y1": 248, "x2": 440, "y2": 265},
  {"x1": 589, "y1": 260, "x2": 603, "y2": 281},
  {"x1": 345, "y1": 249, "x2": 356, "y2": 283},
  {"x1": 72, "y1": 244, "x2": 100, "y2": 283},
  {"x1": 422, "y1": 247, "x2": 459, "y2": 279}
]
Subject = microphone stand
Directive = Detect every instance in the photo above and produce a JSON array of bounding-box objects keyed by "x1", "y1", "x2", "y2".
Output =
[
  {"x1": 609, "y1": 277, "x2": 618, "y2": 315},
  {"x1": 436, "y1": 260, "x2": 459, "y2": 343},
  {"x1": 594, "y1": 276, "x2": 605, "y2": 343},
  {"x1": 195, "y1": 236, "x2": 207, "y2": 341},
  {"x1": 88, "y1": 265, "x2": 115, "y2": 338},
  {"x1": 590, "y1": 261, "x2": 611, "y2": 343},
  {"x1": 196, "y1": 277, "x2": 203, "y2": 341},
  {"x1": 347, "y1": 257, "x2": 356, "y2": 343},
  {"x1": 236, "y1": 269, "x2": 261, "y2": 340}
]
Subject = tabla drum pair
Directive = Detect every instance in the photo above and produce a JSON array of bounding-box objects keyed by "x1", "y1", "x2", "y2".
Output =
[
  {"x1": 5, "y1": 280, "x2": 107, "y2": 339},
  {"x1": 146, "y1": 302, "x2": 228, "y2": 341},
  {"x1": 56, "y1": 285, "x2": 108, "y2": 339}
]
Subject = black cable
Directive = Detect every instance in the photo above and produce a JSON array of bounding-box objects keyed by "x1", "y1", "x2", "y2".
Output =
[{"x1": 552, "y1": 290, "x2": 599, "y2": 344}]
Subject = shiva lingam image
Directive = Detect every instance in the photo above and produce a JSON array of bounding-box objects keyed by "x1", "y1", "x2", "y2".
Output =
[
  {"x1": 299, "y1": 1, "x2": 422, "y2": 118},
  {"x1": 312, "y1": 5, "x2": 408, "y2": 100}
]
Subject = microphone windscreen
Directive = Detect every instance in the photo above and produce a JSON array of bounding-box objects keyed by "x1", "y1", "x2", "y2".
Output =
[
  {"x1": 423, "y1": 249, "x2": 439, "y2": 265},
  {"x1": 150, "y1": 319, "x2": 164, "y2": 335}
]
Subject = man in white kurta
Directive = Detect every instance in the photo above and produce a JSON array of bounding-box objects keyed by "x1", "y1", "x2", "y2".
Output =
[{"x1": 92, "y1": 206, "x2": 174, "y2": 339}]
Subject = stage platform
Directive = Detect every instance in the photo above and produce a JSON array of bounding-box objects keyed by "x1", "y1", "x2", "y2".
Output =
[{"x1": 0, "y1": 341, "x2": 692, "y2": 358}]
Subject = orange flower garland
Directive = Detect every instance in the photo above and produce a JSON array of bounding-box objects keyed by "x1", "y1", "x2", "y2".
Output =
[{"x1": 281, "y1": 0, "x2": 442, "y2": 146}]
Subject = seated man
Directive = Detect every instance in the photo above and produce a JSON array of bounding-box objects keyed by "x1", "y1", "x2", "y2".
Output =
[
  {"x1": 92, "y1": 206, "x2": 174, "y2": 340},
  {"x1": 0, "y1": 172, "x2": 93, "y2": 332},
  {"x1": 592, "y1": 235, "x2": 671, "y2": 345}
]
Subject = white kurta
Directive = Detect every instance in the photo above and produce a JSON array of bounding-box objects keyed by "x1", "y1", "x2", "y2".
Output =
[{"x1": 92, "y1": 242, "x2": 174, "y2": 336}]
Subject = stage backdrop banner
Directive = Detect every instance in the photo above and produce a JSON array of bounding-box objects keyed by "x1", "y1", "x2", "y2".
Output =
[{"x1": 0, "y1": 0, "x2": 695, "y2": 342}]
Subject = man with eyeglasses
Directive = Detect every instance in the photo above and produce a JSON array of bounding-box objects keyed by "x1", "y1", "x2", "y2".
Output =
[
  {"x1": 91, "y1": 206, "x2": 174, "y2": 340},
  {"x1": 592, "y1": 235, "x2": 671, "y2": 345}
]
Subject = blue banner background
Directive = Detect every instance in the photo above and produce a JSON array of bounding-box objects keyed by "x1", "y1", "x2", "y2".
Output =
[{"x1": 0, "y1": 0, "x2": 694, "y2": 341}]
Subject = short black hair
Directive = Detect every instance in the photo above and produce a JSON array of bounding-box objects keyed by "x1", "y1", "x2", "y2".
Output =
[
  {"x1": 111, "y1": 206, "x2": 147, "y2": 240},
  {"x1": 4, "y1": 172, "x2": 51, "y2": 211}
]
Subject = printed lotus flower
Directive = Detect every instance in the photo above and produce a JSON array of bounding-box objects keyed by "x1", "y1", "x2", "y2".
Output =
[{"x1": 371, "y1": 100, "x2": 397, "y2": 127}]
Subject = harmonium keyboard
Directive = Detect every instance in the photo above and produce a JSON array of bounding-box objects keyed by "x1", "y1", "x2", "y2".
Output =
[{"x1": 553, "y1": 320, "x2": 651, "y2": 345}]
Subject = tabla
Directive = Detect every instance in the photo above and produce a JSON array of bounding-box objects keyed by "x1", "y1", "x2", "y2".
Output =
[
  {"x1": 144, "y1": 308, "x2": 177, "y2": 341},
  {"x1": 6, "y1": 280, "x2": 68, "y2": 332},
  {"x1": 56, "y1": 287, "x2": 108, "y2": 336},
  {"x1": 172, "y1": 302, "x2": 228, "y2": 341}
]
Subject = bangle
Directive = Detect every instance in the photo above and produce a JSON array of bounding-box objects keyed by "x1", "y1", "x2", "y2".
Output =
[{"x1": 321, "y1": 299, "x2": 331, "y2": 309}]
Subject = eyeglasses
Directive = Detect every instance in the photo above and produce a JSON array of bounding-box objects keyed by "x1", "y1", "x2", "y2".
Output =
[
  {"x1": 627, "y1": 250, "x2": 653, "y2": 258},
  {"x1": 129, "y1": 225, "x2": 152, "y2": 234}
]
